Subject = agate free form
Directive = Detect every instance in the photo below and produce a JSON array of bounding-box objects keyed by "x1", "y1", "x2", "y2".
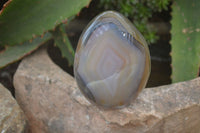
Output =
[{"x1": 74, "y1": 11, "x2": 150, "y2": 108}]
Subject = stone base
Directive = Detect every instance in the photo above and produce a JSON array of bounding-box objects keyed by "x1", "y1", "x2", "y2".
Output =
[
  {"x1": 0, "y1": 84, "x2": 28, "y2": 133},
  {"x1": 14, "y1": 48, "x2": 200, "y2": 133}
]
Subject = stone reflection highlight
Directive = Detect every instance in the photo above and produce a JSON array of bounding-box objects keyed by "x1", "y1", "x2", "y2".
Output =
[{"x1": 74, "y1": 11, "x2": 150, "y2": 108}]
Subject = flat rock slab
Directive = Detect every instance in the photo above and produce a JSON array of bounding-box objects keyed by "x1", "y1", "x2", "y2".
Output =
[
  {"x1": 14, "y1": 48, "x2": 200, "y2": 133},
  {"x1": 0, "y1": 84, "x2": 28, "y2": 133}
]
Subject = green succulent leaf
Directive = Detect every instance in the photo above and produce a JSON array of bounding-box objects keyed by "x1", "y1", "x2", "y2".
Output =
[
  {"x1": 171, "y1": 0, "x2": 200, "y2": 82},
  {"x1": 0, "y1": 0, "x2": 90, "y2": 46},
  {"x1": 0, "y1": 33, "x2": 52, "y2": 68},
  {"x1": 52, "y1": 24, "x2": 75, "y2": 66}
]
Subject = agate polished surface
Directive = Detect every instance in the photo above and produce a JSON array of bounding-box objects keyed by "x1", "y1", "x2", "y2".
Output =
[{"x1": 74, "y1": 11, "x2": 150, "y2": 108}]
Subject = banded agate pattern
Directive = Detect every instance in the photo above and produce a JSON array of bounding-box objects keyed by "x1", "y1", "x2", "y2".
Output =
[{"x1": 74, "y1": 11, "x2": 150, "y2": 108}]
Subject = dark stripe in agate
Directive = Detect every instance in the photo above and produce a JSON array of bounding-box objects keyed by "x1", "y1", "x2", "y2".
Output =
[
  {"x1": 120, "y1": 31, "x2": 145, "y2": 52},
  {"x1": 108, "y1": 22, "x2": 145, "y2": 53},
  {"x1": 83, "y1": 21, "x2": 119, "y2": 46},
  {"x1": 84, "y1": 20, "x2": 145, "y2": 54},
  {"x1": 75, "y1": 71, "x2": 96, "y2": 102}
]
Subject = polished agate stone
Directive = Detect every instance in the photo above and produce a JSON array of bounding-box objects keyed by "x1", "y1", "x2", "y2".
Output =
[{"x1": 74, "y1": 11, "x2": 150, "y2": 108}]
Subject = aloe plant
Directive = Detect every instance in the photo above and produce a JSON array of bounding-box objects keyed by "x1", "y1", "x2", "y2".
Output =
[
  {"x1": 171, "y1": 0, "x2": 200, "y2": 82},
  {"x1": 51, "y1": 24, "x2": 75, "y2": 66},
  {"x1": 0, "y1": 0, "x2": 91, "y2": 68},
  {"x1": 0, "y1": 33, "x2": 52, "y2": 68}
]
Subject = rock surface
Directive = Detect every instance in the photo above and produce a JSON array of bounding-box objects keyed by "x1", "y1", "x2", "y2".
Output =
[
  {"x1": 14, "y1": 48, "x2": 200, "y2": 133},
  {"x1": 0, "y1": 84, "x2": 28, "y2": 133}
]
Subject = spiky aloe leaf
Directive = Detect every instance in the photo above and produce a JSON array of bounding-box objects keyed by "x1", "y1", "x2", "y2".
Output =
[
  {"x1": 0, "y1": 33, "x2": 52, "y2": 68},
  {"x1": 52, "y1": 24, "x2": 74, "y2": 66},
  {"x1": 171, "y1": 0, "x2": 200, "y2": 82},
  {"x1": 0, "y1": 0, "x2": 90, "y2": 46}
]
